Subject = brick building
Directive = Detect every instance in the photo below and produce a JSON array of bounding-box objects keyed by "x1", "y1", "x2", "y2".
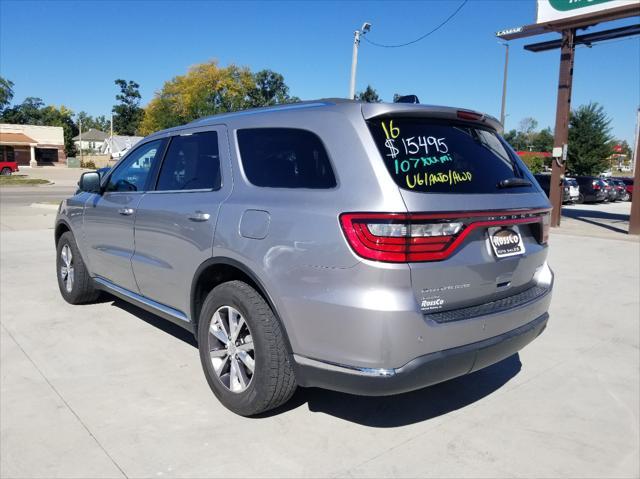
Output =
[{"x1": 0, "y1": 123, "x2": 66, "y2": 166}]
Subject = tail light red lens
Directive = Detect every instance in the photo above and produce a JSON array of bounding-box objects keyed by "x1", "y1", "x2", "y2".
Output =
[
  {"x1": 340, "y1": 210, "x2": 550, "y2": 263},
  {"x1": 592, "y1": 181, "x2": 601, "y2": 190}
]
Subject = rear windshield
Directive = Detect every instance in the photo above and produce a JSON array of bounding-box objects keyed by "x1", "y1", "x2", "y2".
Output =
[{"x1": 367, "y1": 118, "x2": 535, "y2": 194}]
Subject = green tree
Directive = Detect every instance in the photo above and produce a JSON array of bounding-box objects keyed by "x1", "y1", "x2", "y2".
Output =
[
  {"x1": 76, "y1": 111, "x2": 110, "y2": 132},
  {"x1": 567, "y1": 102, "x2": 614, "y2": 175},
  {"x1": 504, "y1": 129, "x2": 528, "y2": 150},
  {"x1": 249, "y1": 69, "x2": 298, "y2": 107},
  {"x1": 140, "y1": 61, "x2": 298, "y2": 135},
  {"x1": 1, "y1": 97, "x2": 45, "y2": 124},
  {"x1": 0, "y1": 76, "x2": 14, "y2": 113},
  {"x1": 520, "y1": 154, "x2": 546, "y2": 173},
  {"x1": 112, "y1": 79, "x2": 144, "y2": 135},
  {"x1": 532, "y1": 127, "x2": 554, "y2": 152},
  {"x1": 356, "y1": 85, "x2": 381, "y2": 103}
]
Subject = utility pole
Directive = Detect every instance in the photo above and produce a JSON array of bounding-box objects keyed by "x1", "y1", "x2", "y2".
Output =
[
  {"x1": 549, "y1": 29, "x2": 576, "y2": 227},
  {"x1": 349, "y1": 22, "x2": 371, "y2": 100},
  {"x1": 500, "y1": 42, "x2": 509, "y2": 127},
  {"x1": 79, "y1": 118, "x2": 83, "y2": 166},
  {"x1": 629, "y1": 107, "x2": 640, "y2": 235}
]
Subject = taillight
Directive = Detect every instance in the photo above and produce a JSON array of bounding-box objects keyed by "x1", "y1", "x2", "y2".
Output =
[
  {"x1": 592, "y1": 181, "x2": 600, "y2": 190},
  {"x1": 340, "y1": 210, "x2": 550, "y2": 263}
]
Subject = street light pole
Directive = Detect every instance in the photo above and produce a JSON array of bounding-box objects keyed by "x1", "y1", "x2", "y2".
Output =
[
  {"x1": 349, "y1": 22, "x2": 371, "y2": 100},
  {"x1": 500, "y1": 42, "x2": 510, "y2": 128}
]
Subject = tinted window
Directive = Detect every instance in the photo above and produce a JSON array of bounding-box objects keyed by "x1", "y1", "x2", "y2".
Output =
[
  {"x1": 367, "y1": 118, "x2": 535, "y2": 194},
  {"x1": 1, "y1": 145, "x2": 15, "y2": 162},
  {"x1": 156, "y1": 131, "x2": 220, "y2": 191},
  {"x1": 237, "y1": 128, "x2": 336, "y2": 188},
  {"x1": 105, "y1": 140, "x2": 163, "y2": 192},
  {"x1": 535, "y1": 174, "x2": 551, "y2": 186}
]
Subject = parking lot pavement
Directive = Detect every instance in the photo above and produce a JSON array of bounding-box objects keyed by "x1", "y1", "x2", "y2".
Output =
[{"x1": 1, "y1": 203, "x2": 638, "y2": 478}]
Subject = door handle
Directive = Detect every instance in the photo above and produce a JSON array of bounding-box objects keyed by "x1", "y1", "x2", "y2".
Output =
[
  {"x1": 118, "y1": 208, "x2": 134, "y2": 216},
  {"x1": 188, "y1": 211, "x2": 210, "y2": 222}
]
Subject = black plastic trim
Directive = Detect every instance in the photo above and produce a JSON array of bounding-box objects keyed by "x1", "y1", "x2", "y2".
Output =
[{"x1": 294, "y1": 313, "x2": 548, "y2": 396}]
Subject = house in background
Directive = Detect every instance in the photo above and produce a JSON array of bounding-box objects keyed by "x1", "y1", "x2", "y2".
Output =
[
  {"x1": 73, "y1": 128, "x2": 108, "y2": 154},
  {"x1": 0, "y1": 123, "x2": 66, "y2": 166},
  {"x1": 101, "y1": 135, "x2": 143, "y2": 159}
]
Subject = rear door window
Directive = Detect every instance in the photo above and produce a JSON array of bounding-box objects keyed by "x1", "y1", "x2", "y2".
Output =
[
  {"x1": 237, "y1": 128, "x2": 336, "y2": 189},
  {"x1": 156, "y1": 131, "x2": 221, "y2": 191},
  {"x1": 367, "y1": 118, "x2": 535, "y2": 194}
]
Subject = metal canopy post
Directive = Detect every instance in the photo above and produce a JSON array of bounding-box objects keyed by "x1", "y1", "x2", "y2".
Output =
[{"x1": 549, "y1": 29, "x2": 575, "y2": 227}]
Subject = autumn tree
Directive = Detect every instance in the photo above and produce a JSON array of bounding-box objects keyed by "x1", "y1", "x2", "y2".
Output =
[{"x1": 140, "y1": 61, "x2": 298, "y2": 135}]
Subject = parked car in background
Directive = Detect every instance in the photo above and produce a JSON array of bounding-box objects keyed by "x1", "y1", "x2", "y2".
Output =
[
  {"x1": 609, "y1": 179, "x2": 628, "y2": 201},
  {"x1": 55, "y1": 100, "x2": 554, "y2": 416},
  {"x1": 0, "y1": 155, "x2": 19, "y2": 175},
  {"x1": 601, "y1": 178, "x2": 618, "y2": 202},
  {"x1": 613, "y1": 177, "x2": 633, "y2": 201},
  {"x1": 534, "y1": 174, "x2": 572, "y2": 203},
  {"x1": 574, "y1": 176, "x2": 607, "y2": 203},
  {"x1": 565, "y1": 177, "x2": 580, "y2": 203}
]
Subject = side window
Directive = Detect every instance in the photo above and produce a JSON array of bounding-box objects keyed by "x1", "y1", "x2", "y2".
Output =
[
  {"x1": 105, "y1": 140, "x2": 163, "y2": 192},
  {"x1": 156, "y1": 131, "x2": 220, "y2": 191},
  {"x1": 237, "y1": 128, "x2": 336, "y2": 189}
]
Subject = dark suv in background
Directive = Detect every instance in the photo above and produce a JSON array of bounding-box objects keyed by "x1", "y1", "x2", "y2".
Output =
[
  {"x1": 534, "y1": 174, "x2": 572, "y2": 203},
  {"x1": 574, "y1": 176, "x2": 607, "y2": 203}
]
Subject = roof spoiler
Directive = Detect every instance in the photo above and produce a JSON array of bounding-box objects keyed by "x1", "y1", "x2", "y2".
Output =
[{"x1": 361, "y1": 103, "x2": 503, "y2": 134}]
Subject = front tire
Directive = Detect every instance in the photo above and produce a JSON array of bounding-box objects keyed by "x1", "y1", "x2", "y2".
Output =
[
  {"x1": 198, "y1": 281, "x2": 296, "y2": 416},
  {"x1": 56, "y1": 231, "x2": 100, "y2": 304},
  {"x1": 1, "y1": 167, "x2": 11, "y2": 176}
]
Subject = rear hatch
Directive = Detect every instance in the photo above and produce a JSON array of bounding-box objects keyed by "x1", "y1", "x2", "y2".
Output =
[{"x1": 361, "y1": 107, "x2": 551, "y2": 316}]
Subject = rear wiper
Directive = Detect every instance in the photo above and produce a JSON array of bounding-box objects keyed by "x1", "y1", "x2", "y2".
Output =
[{"x1": 498, "y1": 177, "x2": 532, "y2": 188}]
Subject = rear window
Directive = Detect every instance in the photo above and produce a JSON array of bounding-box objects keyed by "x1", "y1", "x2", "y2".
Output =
[
  {"x1": 367, "y1": 118, "x2": 534, "y2": 194},
  {"x1": 237, "y1": 128, "x2": 336, "y2": 189}
]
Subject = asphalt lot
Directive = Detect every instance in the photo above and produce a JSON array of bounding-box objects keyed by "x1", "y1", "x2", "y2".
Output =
[{"x1": 1, "y1": 168, "x2": 639, "y2": 478}]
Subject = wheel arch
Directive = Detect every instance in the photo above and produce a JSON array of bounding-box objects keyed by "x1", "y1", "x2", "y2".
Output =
[
  {"x1": 54, "y1": 220, "x2": 72, "y2": 246},
  {"x1": 190, "y1": 257, "x2": 294, "y2": 354}
]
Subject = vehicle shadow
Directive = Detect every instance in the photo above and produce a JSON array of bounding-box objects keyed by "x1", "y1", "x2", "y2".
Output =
[
  {"x1": 562, "y1": 207, "x2": 630, "y2": 234},
  {"x1": 108, "y1": 295, "x2": 198, "y2": 347},
  {"x1": 105, "y1": 294, "x2": 522, "y2": 427},
  {"x1": 263, "y1": 354, "x2": 522, "y2": 427}
]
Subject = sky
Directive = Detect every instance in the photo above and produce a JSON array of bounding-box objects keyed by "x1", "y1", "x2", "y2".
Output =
[{"x1": 1, "y1": 0, "x2": 639, "y2": 144}]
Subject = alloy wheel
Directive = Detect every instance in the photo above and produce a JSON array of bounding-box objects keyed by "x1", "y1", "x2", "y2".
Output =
[
  {"x1": 60, "y1": 244, "x2": 74, "y2": 293},
  {"x1": 208, "y1": 306, "x2": 255, "y2": 393}
]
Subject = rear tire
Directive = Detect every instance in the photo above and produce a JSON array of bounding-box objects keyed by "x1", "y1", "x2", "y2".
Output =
[
  {"x1": 56, "y1": 231, "x2": 100, "y2": 304},
  {"x1": 1, "y1": 167, "x2": 11, "y2": 176},
  {"x1": 576, "y1": 193, "x2": 584, "y2": 204},
  {"x1": 198, "y1": 281, "x2": 296, "y2": 416}
]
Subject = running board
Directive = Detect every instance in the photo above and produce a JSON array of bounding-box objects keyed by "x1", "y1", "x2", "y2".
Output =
[{"x1": 93, "y1": 277, "x2": 193, "y2": 330}]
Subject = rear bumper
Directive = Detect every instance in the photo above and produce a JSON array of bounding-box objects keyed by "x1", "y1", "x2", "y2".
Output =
[{"x1": 294, "y1": 312, "x2": 548, "y2": 396}]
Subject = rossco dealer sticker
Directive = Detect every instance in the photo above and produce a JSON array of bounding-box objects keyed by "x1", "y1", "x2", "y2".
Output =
[
  {"x1": 488, "y1": 226, "x2": 525, "y2": 259},
  {"x1": 421, "y1": 296, "x2": 445, "y2": 311}
]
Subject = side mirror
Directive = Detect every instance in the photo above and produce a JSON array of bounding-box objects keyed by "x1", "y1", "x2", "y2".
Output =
[{"x1": 78, "y1": 171, "x2": 101, "y2": 193}]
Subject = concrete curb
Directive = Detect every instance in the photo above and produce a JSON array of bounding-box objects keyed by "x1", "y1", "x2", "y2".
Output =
[{"x1": 30, "y1": 203, "x2": 60, "y2": 210}]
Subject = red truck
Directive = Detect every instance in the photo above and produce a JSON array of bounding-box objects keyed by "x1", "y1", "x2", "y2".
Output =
[{"x1": 0, "y1": 146, "x2": 19, "y2": 175}]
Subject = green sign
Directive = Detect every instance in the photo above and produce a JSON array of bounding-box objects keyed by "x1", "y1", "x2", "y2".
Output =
[{"x1": 549, "y1": 0, "x2": 614, "y2": 11}]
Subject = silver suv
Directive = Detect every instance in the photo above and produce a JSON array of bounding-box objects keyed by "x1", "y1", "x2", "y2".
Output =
[{"x1": 55, "y1": 100, "x2": 553, "y2": 416}]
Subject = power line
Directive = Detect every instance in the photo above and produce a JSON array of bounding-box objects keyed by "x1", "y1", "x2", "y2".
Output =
[{"x1": 363, "y1": 0, "x2": 469, "y2": 48}]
